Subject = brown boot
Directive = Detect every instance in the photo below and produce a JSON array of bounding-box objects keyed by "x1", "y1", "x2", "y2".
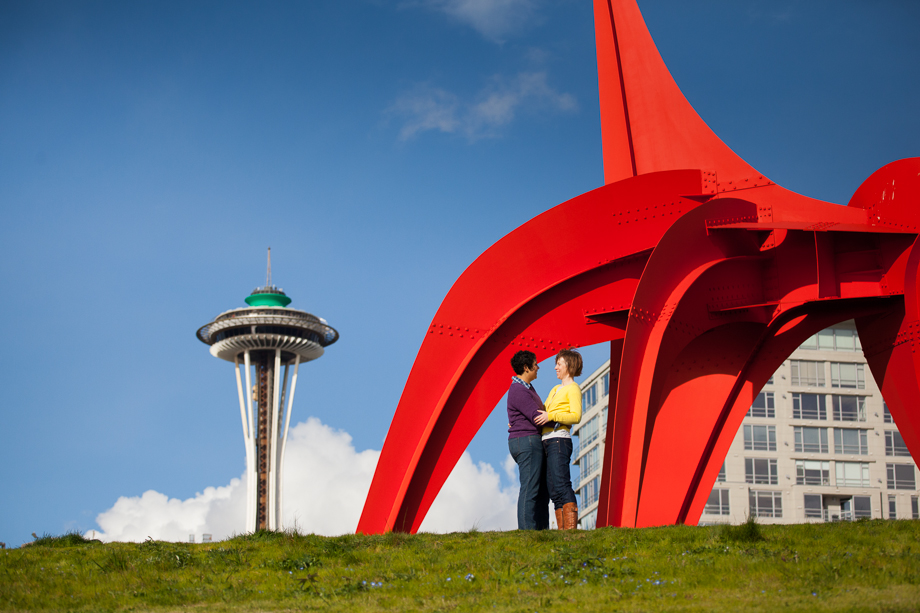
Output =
[
  {"x1": 562, "y1": 502, "x2": 578, "y2": 530},
  {"x1": 554, "y1": 508, "x2": 564, "y2": 530}
]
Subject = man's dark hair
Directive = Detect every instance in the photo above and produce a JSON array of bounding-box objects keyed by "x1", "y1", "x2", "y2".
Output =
[{"x1": 510, "y1": 350, "x2": 537, "y2": 375}]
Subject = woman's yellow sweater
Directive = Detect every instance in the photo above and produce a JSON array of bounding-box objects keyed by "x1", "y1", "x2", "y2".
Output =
[{"x1": 541, "y1": 383, "x2": 583, "y2": 435}]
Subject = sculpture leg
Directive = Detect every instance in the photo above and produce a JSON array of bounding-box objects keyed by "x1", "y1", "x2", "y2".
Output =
[
  {"x1": 596, "y1": 338, "x2": 623, "y2": 529},
  {"x1": 859, "y1": 304, "x2": 920, "y2": 463},
  {"x1": 634, "y1": 323, "x2": 763, "y2": 527},
  {"x1": 600, "y1": 199, "x2": 766, "y2": 527}
]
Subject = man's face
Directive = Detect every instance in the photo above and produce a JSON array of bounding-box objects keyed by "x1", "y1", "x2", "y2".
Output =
[{"x1": 521, "y1": 361, "x2": 539, "y2": 383}]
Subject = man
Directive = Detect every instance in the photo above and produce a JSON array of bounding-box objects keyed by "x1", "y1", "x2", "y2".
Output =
[{"x1": 507, "y1": 350, "x2": 550, "y2": 530}]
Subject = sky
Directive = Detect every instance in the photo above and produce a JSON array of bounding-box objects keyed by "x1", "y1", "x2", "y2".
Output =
[{"x1": 1, "y1": 0, "x2": 918, "y2": 546}]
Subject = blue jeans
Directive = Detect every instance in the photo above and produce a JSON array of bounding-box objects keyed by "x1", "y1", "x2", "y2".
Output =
[
  {"x1": 509, "y1": 435, "x2": 549, "y2": 530},
  {"x1": 543, "y1": 436, "x2": 577, "y2": 509}
]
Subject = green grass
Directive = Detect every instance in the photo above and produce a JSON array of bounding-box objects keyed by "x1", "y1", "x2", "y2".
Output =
[{"x1": 2, "y1": 520, "x2": 920, "y2": 611}]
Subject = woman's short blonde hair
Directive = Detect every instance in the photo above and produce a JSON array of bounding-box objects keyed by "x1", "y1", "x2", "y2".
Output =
[{"x1": 556, "y1": 348, "x2": 583, "y2": 377}]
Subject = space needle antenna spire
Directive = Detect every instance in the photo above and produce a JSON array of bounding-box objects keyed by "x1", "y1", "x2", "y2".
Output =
[{"x1": 266, "y1": 247, "x2": 272, "y2": 288}]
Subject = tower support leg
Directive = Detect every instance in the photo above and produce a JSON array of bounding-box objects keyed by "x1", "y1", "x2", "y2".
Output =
[
  {"x1": 243, "y1": 350, "x2": 256, "y2": 532},
  {"x1": 269, "y1": 349, "x2": 282, "y2": 530},
  {"x1": 279, "y1": 355, "x2": 301, "y2": 531},
  {"x1": 235, "y1": 355, "x2": 255, "y2": 533}
]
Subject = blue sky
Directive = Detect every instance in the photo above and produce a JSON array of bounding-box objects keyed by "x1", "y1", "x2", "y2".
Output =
[{"x1": 1, "y1": 0, "x2": 918, "y2": 545}]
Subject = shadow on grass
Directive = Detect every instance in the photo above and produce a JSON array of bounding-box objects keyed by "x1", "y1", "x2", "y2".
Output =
[{"x1": 717, "y1": 515, "x2": 765, "y2": 543}]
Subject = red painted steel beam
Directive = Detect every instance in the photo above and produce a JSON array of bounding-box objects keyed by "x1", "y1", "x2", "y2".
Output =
[{"x1": 357, "y1": 0, "x2": 920, "y2": 533}]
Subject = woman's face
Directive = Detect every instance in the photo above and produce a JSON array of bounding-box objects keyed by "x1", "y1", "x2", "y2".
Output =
[{"x1": 555, "y1": 357, "x2": 569, "y2": 380}]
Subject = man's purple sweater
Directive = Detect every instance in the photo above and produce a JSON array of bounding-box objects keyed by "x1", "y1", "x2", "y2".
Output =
[{"x1": 507, "y1": 380, "x2": 545, "y2": 439}]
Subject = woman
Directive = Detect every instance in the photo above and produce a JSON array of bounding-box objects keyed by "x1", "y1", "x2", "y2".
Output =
[{"x1": 541, "y1": 348, "x2": 583, "y2": 530}]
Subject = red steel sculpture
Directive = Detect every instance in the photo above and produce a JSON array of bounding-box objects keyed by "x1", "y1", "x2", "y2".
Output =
[{"x1": 358, "y1": 0, "x2": 920, "y2": 532}]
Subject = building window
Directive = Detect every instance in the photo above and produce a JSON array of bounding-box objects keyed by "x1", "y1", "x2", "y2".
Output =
[
  {"x1": 817, "y1": 329, "x2": 836, "y2": 351},
  {"x1": 804, "y1": 494, "x2": 823, "y2": 519},
  {"x1": 747, "y1": 392, "x2": 775, "y2": 418},
  {"x1": 744, "y1": 425, "x2": 776, "y2": 451},
  {"x1": 705, "y1": 489, "x2": 730, "y2": 515},
  {"x1": 884, "y1": 403, "x2": 893, "y2": 424},
  {"x1": 796, "y1": 460, "x2": 830, "y2": 485},
  {"x1": 581, "y1": 446, "x2": 601, "y2": 478},
  {"x1": 794, "y1": 426, "x2": 828, "y2": 453},
  {"x1": 579, "y1": 416, "x2": 599, "y2": 447},
  {"x1": 581, "y1": 509, "x2": 597, "y2": 530},
  {"x1": 766, "y1": 375, "x2": 774, "y2": 385},
  {"x1": 834, "y1": 428, "x2": 869, "y2": 455},
  {"x1": 832, "y1": 395, "x2": 866, "y2": 422},
  {"x1": 602, "y1": 373, "x2": 609, "y2": 397},
  {"x1": 800, "y1": 330, "x2": 832, "y2": 351},
  {"x1": 749, "y1": 491, "x2": 782, "y2": 518},
  {"x1": 601, "y1": 405, "x2": 608, "y2": 431},
  {"x1": 839, "y1": 496, "x2": 870, "y2": 521},
  {"x1": 746, "y1": 458, "x2": 778, "y2": 484},
  {"x1": 912, "y1": 496, "x2": 919, "y2": 520},
  {"x1": 830, "y1": 362, "x2": 865, "y2": 389},
  {"x1": 835, "y1": 328, "x2": 861, "y2": 351},
  {"x1": 580, "y1": 476, "x2": 600, "y2": 507},
  {"x1": 853, "y1": 496, "x2": 872, "y2": 519},
  {"x1": 791, "y1": 360, "x2": 825, "y2": 387},
  {"x1": 792, "y1": 393, "x2": 826, "y2": 420},
  {"x1": 835, "y1": 462, "x2": 870, "y2": 487},
  {"x1": 716, "y1": 462, "x2": 726, "y2": 483},
  {"x1": 889, "y1": 495, "x2": 897, "y2": 520},
  {"x1": 583, "y1": 383, "x2": 597, "y2": 409},
  {"x1": 801, "y1": 328, "x2": 861, "y2": 352},
  {"x1": 887, "y1": 464, "x2": 917, "y2": 490},
  {"x1": 885, "y1": 431, "x2": 911, "y2": 457},
  {"x1": 799, "y1": 334, "x2": 817, "y2": 350}
]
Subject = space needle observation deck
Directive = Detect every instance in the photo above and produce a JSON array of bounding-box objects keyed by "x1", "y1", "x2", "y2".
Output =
[{"x1": 196, "y1": 251, "x2": 338, "y2": 532}]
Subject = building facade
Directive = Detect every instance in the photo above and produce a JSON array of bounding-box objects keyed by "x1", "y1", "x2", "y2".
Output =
[{"x1": 572, "y1": 321, "x2": 920, "y2": 529}]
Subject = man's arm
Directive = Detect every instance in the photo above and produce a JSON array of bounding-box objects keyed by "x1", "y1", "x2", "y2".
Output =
[{"x1": 522, "y1": 388, "x2": 549, "y2": 426}]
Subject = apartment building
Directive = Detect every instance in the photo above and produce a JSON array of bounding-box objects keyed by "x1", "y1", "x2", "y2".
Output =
[{"x1": 572, "y1": 322, "x2": 920, "y2": 528}]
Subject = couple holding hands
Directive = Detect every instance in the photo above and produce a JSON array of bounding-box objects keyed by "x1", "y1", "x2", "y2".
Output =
[{"x1": 507, "y1": 348, "x2": 583, "y2": 530}]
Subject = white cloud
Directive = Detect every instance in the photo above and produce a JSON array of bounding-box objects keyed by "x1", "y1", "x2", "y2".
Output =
[
  {"x1": 405, "y1": 0, "x2": 541, "y2": 43},
  {"x1": 389, "y1": 84, "x2": 461, "y2": 141},
  {"x1": 419, "y1": 449, "x2": 517, "y2": 532},
  {"x1": 388, "y1": 72, "x2": 576, "y2": 142},
  {"x1": 90, "y1": 482, "x2": 243, "y2": 543},
  {"x1": 90, "y1": 417, "x2": 518, "y2": 541}
]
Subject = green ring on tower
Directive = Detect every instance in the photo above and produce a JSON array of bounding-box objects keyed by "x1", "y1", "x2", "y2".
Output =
[{"x1": 245, "y1": 292, "x2": 292, "y2": 307}]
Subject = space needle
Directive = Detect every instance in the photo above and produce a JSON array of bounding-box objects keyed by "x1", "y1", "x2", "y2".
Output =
[{"x1": 196, "y1": 249, "x2": 339, "y2": 532}]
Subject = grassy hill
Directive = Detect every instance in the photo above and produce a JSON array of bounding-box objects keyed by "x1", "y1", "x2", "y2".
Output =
[{"x1": 2, "y1": 519, "x2": 919, "y2": 612}]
